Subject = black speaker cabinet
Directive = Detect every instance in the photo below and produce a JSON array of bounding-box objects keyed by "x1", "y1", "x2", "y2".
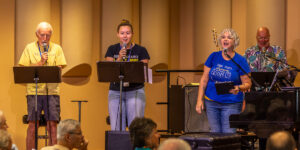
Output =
[
  {"x1": 169, "y1": 85, "x2": 210, "y2": 133},
  {"x1": 180, "y1": 133, "x2": 241, "y2": 150},
  {"x1": 105, "y1": 131, "x2": 133, "y2": 150}
]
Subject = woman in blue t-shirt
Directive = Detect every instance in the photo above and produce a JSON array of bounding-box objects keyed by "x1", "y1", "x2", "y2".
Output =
[
  {"x1": 105, "y1": 19, "x2": 150, "y2": 130},
  {"x1": 195, "y1": 28, "x2": 252, "y2": 133}
]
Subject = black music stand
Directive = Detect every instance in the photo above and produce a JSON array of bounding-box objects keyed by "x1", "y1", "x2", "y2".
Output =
[
  {"x1": 13, "y1": 66, "x2": 61, "y2": 150},
  {"x1": 251, "y1": 72, "x2": 276, "y2": 91},
  {"x1": 97, "y1": 61, "x2": 145, "y2": 131}
]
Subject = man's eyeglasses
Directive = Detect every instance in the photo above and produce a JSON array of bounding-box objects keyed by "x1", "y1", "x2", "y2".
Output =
[
  {"x1": 37, "y1": 33, "x2": 51, "y2": 38},
  {"x1": 257, "y1": 36, "x2": 269, "y2": 40},
  {"x1": 69, "y1": 132, "x2": 82, "y2": 135}
]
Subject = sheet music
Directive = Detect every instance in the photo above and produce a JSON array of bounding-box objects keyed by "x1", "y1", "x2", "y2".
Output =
[{"x1": 144, "y1": 67, "x2": 152, "y2": 84}]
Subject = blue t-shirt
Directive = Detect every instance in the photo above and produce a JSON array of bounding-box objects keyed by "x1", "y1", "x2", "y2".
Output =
[{"x1": 205, "y1": 51, "x2": 250, "y2": 103}]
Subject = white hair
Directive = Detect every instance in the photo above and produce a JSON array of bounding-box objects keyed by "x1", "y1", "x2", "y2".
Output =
[
  {"x1": 217, "y1": 28, "x2": 240, "y2": 49},
  {"x1": 0, "y1": 130, "x2": 11, "y2": 150},
  {"x1": 158, "y1": 138, "x2": 191, "y2": 150},
  {"x1": 57, "y1": 119, "x2": 80, "y2": 141},
  {"x1": 36, "y1": 22, "x2": 53, "y2": 34}
]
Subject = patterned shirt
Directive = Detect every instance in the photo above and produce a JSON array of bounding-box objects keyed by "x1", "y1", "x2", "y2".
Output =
[{"x1": 244, "y1": 45, "x2": 287, "y2": 72}]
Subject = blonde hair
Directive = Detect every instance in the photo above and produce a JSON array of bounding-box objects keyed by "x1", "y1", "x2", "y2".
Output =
[{"x1": 217, "y1": 28, "x2": 240, "y2": 49}]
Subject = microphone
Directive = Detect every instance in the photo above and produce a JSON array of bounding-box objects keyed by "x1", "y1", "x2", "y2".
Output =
[
  {"x1": 42, "y1": 43, "x2": 48, "y2": 52},
  {"x1": 261, "y1": 47, "x2": 266, "y2": 55},
  {"x1": 261, "y1": 47, "x2": 269, "y2": 62},
  {"x1": 122, "y1": 43, "x2": 127, "y2": 61},
  {"x1": 42, "y1": 43, "x2": 48, "y2": 64},
  {"x1": 224, "y1": 48, "x2": 228, "y2": 55},
  {"x1": 261, "y1": 47, "x2": 266, "y2": 52},
  {"x1": 224, "y1": 48, "x2": 230, "y2": 58}
]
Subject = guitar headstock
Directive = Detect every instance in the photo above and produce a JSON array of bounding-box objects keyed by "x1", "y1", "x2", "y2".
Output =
[{"x1": 212, "y1": 28, "x2": 220, "y2": 50}]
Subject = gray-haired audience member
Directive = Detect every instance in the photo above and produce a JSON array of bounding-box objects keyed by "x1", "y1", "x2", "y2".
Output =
[
  {"x1": 0, "y1": 111, "x2": 8, "y2": 131},
  {"x1": 0, "y1": 111, "x2": 17, "y2": 150},
  {"x1": 0, "y1": 130, "x2": 12, "y2": 150},
  {"x1": 158, "y1": 138, "x2": 191, "y2": 150},
  {"x1": 41, "y1": 119, "x2": 88, "y2": 150},
  {"x1": 266, "y1": 131, "x2": 297, "y2": 150}
]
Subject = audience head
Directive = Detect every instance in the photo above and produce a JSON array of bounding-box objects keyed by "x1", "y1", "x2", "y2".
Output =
[
  {"x1": 266, "y1": 131, "x2": 296, "y2": 150},
  {"x1": 129, "y1": 117, "x2": 160, "y2": 149},
  {"x1": 256, "y1": 26, "x2": 270, "y2": 49},
  {"x1": 35, "y1": 22, "x2": 53, "y2": 46},
  {"x1": 158, "y1": 138, "x2": 191, "y2": 150},
  {"x1": 117, "y1": 19, "x2": 133, "y2": 46},
  {"x1": 0, "y1": 110, "x2": 8, "y2": 131},
  {"x1": 218, "y1": 28, "x2": 240, "y2": 50},
  {"x1": 0, "y1": 130, "x2": 12, "y2": 150},
  {"x1": 57, "y1": 119, "x2": 85, "y2": 149}
]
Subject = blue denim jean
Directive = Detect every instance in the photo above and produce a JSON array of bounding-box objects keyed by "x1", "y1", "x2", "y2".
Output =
[
  {"x1": 108, "y1": 88, "x2": 145, "y2": 130},
  {"x1": 205, "y1": 99, "x2": 242, "y2": 133}
]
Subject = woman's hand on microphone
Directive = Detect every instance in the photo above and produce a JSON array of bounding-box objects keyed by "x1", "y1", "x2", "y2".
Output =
[{"x1": 117, "y1": 47, "x2": 126, "y2": 61}]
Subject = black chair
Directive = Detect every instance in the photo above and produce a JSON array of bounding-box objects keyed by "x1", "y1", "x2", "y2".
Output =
[{"x1": 23, "y1": 114, "x2": 60, "y2": 146}]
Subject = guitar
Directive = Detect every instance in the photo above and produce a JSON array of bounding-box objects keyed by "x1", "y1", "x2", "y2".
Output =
[{"x1": 212, "y1": 28, "x2": 220, "y2": 50}]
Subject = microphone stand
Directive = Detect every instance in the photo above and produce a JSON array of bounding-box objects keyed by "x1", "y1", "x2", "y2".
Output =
[
  {"x1": 224, "y1": 51, "x2": 261, "y2": 89},
  {"x1": 265, "y1": 55, "x2": 299, "y2": 87},
  {"x1": 266, "y1": 55, "x2": 300, "y2": 122},
  {"x1": 265, "y1": 55, "x2": 300, "y2": 71}
]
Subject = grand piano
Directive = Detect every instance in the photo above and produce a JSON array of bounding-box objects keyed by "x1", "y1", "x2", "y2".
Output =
[
  {"x1": 230, "y1": 90, "x2": 300, "y2": 149},
  {"x1": 230, "y1": 70, "x2": 300, "y2": 149},
  {"x1": 230, "y1": 91, "x2": 300, "y2": 136}
]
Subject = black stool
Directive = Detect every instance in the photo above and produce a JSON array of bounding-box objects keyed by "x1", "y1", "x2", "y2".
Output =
[
  {"x1": 23, "y1": 114, "x2": 60, "y2": 146},
  {"x1": 23, "y1": 114, "x2": 49, "y2": 145}
]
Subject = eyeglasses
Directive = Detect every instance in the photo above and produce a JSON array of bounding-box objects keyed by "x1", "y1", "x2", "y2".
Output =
[
  {"x1": 257, "y1": 37, "x2": 269, "y2": 40},
  {"x1": 220, "y1": 35, "x2": 233, "y2": 39},
  {"x1": 37, "y1": 33, "x2": 51, "y2": 38},
  {"x1": 69, "y1": 132, "x2": 82, "y2": 136}
]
